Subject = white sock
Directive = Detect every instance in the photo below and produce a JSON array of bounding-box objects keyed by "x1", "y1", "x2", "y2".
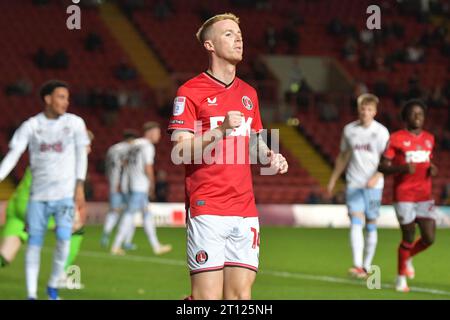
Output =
[
  {"x1": 350, "y1": 223, "x2": 364, "y2": 268},
  {"x1": 363, "y1": 227, "x2": 378, "y2": 271},
  {"x1": 103, "y1": 211, "x2": 120, "y2": 235},
  {"x1": 125, "y1": 221, "x2": 136, "y2": 245},
  {"x1": 111, "y1": 214, "x2": 135, "y2": 249},
  {"x1": 48, "y1": 240, "x2": 70, "y2": 288},
  {"x1": 143, "y1": 213, "x2": 160, "y2": 251},
  {"x1": 26, "y1": 245, "x2": 42, "y2": 299}
]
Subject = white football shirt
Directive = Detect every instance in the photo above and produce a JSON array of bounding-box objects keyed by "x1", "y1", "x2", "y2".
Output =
[
  {"x1": 105, "y1": 141, "x2": 131, "y2": 194},
  {"x1": 123, "y1": 138, "x2": 155, "y2": 193},
  {"x1": 340, "y1": 120, "x2": 390, "y2": 189},
  {"x1": 9, "y1": 112, "x2": 90, "y2": 201}
]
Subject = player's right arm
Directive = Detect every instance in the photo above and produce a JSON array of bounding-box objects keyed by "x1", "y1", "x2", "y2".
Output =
[
  {"x1": 0, "y1": 121, "x2": 31, "y2": 182},
  {"x1": 171, "y1": 111, "x2": 242, "y2": 164},
  {"x1": 327, "y1": 149, "x2": 352, "y2": 195},
  {"x1": 327, "y1": 128, "x2": 352, "y2": 195}
]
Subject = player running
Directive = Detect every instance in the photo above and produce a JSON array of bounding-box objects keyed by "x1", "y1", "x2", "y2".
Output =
[
  {"x1": 379, "y1": 99, "x2": 438, "y2": 293},
  {"x1": 168, "y1": 13, "x2": 288, "y2": 300},
  {"x1": 0, "y1": 80, "x2": 90, "y2": 300},
  {"x1": 101, "y1": 129, "x2": 138, "y2": 249},
  {"x1": 327, "y1": 94, "x2": 390, "y2": 279},
  {"x1": 110, "y1": 122, "x2": 172, "y2": 256}
]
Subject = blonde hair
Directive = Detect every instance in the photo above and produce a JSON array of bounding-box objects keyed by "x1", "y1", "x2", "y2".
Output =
[
  {"x1": 357, "y1": 93, "x2": 379, "y2": 108},
  {"x1": 196, "y1": 13, "x2": 240, "y2": 44}
]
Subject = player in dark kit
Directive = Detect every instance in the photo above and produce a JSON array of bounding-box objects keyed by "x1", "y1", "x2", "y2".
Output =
[{"x1": 379, "y1": 99, "x2": 438, "y2": 292}]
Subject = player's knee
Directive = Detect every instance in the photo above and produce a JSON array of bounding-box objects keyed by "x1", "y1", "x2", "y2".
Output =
[
  {"x1": 28, "y1": 233, "x2": 45, "y2": 246},
  {"x1": 56, "y1": 227, "x2": 72, "y2": 241},
  {"x1": 422, "y1": 235, "x2": 435, "y2": 246},
  {"x1": 350, "y1": 215, "x2": 363, "y2": 225}
]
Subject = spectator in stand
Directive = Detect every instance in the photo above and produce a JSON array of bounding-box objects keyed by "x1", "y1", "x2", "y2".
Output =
[
  {"x1": 342, "y1": 36, "x2": 358, "y2": 62},
  {"x1": 115, "y1": 61, "x2": 137, "y2": 81},
  {"x1": 52, "y1": 49, "x2": 69, "y2": 69},
  {"x1": 84, "y1": 32, "x2": 103, "y2": 52},
  {"x1": 5, "y1": 78, "x2": 33, "y2": 97},
  {"x1": 264, "y1": 25, "x2": 277, "y2": 54},
  {"x1": 428, "y1": 85, "x2": 448, "y2": 108},
  {"x1": 441, "y1": 130, "x2": 450, "y2": 151},
  {"x1": 155, "y1": 170, "x2": 169, "y2": 202}
]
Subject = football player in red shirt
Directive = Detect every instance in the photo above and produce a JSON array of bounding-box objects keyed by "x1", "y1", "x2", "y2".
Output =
[
  {"x1": 168, "y1": 13, "x2": 288, "y2": 300},
  {"x1": 379, "y1": 99, "x2": 438, "y2": 292}
]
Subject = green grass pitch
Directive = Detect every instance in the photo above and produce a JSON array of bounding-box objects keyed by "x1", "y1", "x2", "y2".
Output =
[{"x1": 0, "y1": 226, "x2": 449, "y2": 300}]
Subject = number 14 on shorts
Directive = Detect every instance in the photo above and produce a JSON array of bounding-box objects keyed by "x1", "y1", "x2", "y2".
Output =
[{"x1": 251, "y1": 227, "x2": 260, "y2": 249}]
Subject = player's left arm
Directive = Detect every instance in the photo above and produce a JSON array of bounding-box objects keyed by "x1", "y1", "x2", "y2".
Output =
[
  {"x1": 249, "y1": 133, "x2": 288, "y2": 174},
  {"x1": 74, "y1": 119, "x2": 90, "y2": 212},
  {"x1": 249, "y1": 93, "x2": 288, "y2": 175},
  {"x1": 367, "y1": 127, "x2": 390, "y2": 188},
  {"x1": 144, "y1": 144, "x2": 156, "y2": 200}
]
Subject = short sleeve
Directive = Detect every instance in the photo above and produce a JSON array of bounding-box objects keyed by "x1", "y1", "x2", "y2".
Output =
[
  {"x1": 167, "y1": 87, "x2": 197, "y2": 133},
  {"x1": 339, "y1": 129, "x2": 350, "y2": 153},
  {"x1": 9, "y1": 120, "x2": 32, "y2": 152},
  {"x1": 377, "y1": 127, "x2": 390, "y2": 154},
  {"x1": 251, "y1": 93, "x2": 263, "y2": 133},
  {"x1": 74, "y1": 117, "x2": 90, "y2": 147},
  {"x1": 383, "y1": 136, "x2": 396, "y2": 160},
  {"x1": 143, "y1": 144, "x2": 155, "y2": 165}
]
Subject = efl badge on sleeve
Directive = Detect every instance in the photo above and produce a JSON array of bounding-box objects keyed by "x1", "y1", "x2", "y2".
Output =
[{"x1": 173, "y1": 96, "x2": 186, "y2": 116}]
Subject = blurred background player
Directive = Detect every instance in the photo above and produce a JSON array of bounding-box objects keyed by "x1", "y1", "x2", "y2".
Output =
[
  {"x1": 168, "y1": 13, "x2": 288, "y2": 300},
  {"x1": 101, "y1": 129, "x2": 139, "y2": 249},
  {"x1": 0, "y1": 130, "x2": 94, "y2": 275},
  {"x1": 379, "y1": 99, "x2": 438, "y2": 293},
  {"x1": 0, "y1": 80, "x2": 90, "y2": 300},
  {"x1": 327, "y1": 94, "x2": 389, "y2": 279},
  {"x1": 110, "y1": 122, "x2": 171, "y2": 256}
]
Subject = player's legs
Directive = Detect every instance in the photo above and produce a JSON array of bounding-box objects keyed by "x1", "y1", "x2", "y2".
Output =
[
  {"x1": 191, "y1": 271, "x2": 224, "y2": 300},
  {"x1": 141, "y1": 193, "x2": 171, "y2": 254},
  {"x1": 25, "y1": 200, "x2": 51, "y2": 299},
  {"x1": 411, "y1": 218, "x2": 435, "y2": 257},
  {"x1": 346, "y1": 188, "x2": 366, "y2": 276},
  {"x1": 188, "y1": 214, "x2": 228, "y2": 300},
  {"x1": 223, "y1": 267, "x2": 256, "y2": 300},
  {"x1": 394, "y1": 202, "x2": 417, "y2": 292},
  {"x1": 46, "y1": 198, "x2": 75, "y2": 299},
  {"x1": 223, "y1": 217, "x2": 259, "y2": 300},
  {"x1": 65, "y1": 227, "x2": 85, "y2": 269},
  {"x1": 362, "y1": 188, "x2": 382, "y2": 271},
  {"x1": 111, "y1": 193, "x2": 138, "y2": 255},
  {"x1": 101, "y1": 192, "x2": 124, "y2": 247},
  {"x1": 410, "y1": 201, "x2": 437, "y2": 258}
]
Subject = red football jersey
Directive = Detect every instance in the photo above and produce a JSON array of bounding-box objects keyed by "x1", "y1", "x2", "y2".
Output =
[
  {"x1": 383, "y1": 129, "x2": 434, "y2": 202},
  {"x1": 168, "y1": 72, "x2": 263, "y2": 218}
]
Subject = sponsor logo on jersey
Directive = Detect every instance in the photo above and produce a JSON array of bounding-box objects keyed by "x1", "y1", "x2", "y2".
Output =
[
  {"x1": 173, "y1": 96, "x2": 186, "y2": 116},
  {"x1": 354, "y1": 143, "x2": 372, "y2": 152},
  {"x1": 242, "y1": 96, "x2": 253, "y2": 110},
  {"x1": 207, "y1": 97, "x2": 218, "y2": 106},
  {"x1": 403, "y1": 141, "x2": 411, "y2": 147},
  {"x1": 40, "y1": 142, "x2": 63, "y2": 153},
  {"x1": 63, "y1": 126, "x2": 71, "y2": 135},
  {"x1": 195, "y1": 250, "x2": 208, "y2": 265},
  {"x1": 405, "y1": 150, "x2": 431, "y2": 163},
  {"x1": 170, "y1": 119, "x2": 185, "y2": 125},
  {"x1": 210, "y1": 116, "x2": 253, "y2": 137}
]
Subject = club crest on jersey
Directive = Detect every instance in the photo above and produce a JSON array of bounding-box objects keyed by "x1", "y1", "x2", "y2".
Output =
[
  {"x1": 207, "y1": 97, "x2": 218, "y2": 106},
  {"x1": 173, "y1": 96, "x2": 186, "y2": 116},
  {"x1": 425, "y1": 140, "x2": 432, "y2": 148},
  {"x1": 63, "y1": 126, "x2": 71, "y2": 134},
  {"x1": 403, "y1": 141, "x2": 411, "y2": 147},
  {"x1": 195, "y1": 250, "x2": 208, "y2": 265},
  {"x1": 242, "y1": 96, "x2": 253, "y2": 110}
]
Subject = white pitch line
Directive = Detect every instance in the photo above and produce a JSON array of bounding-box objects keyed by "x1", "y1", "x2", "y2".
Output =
[{"x1": 69, "y1": 249, "x2": 450, "y2": 297}]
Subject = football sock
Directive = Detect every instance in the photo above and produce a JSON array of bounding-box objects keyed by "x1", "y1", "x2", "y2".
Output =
[
  {"x1": 48, "y1": 239, "x2": 70, "y2": 288},
  {"x1": 410, "y1": 237, "x2": 431, "y2": 257},
  {"x1": 112, "y1": 213, "x2": 134, "y2": 250},
  {"x1": 350, "y1": 220, "x2": 364, "y2": 268},
  {"x1": 103, "y1": 211, "x2": 120, "y2": 235},
  {"x1": 26, "y1": 245, "x2": 42, "y2": 299},
  {"x1": 363, "y1": 224, "x2": 378, "y2": 271},
  {"x1": 398, "y1": 240, "x2": 414, "y2": 275},
  {"x1": 144, "y1": 213, "x2": 161, "y2": 251},
  {"x1": 65, "y1": 229, "x2": 85, "y2": 270}
]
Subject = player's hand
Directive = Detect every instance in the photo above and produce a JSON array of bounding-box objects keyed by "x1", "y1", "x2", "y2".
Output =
[
  {"x1": 268, "y1": 150, "x2": 288, "y2": 174},
  {"x1": 220, "y1": 111, "x2": 243, "y2": 133},
  {"x1": 428, "y1": 163, "x2": 438, "y2": 177},
  {"x1": 405, "y1": 163, "x2": 416, "y2": 174},
  {"x1": 366, "y1": 173, "x2": 382, "y2": 188}
]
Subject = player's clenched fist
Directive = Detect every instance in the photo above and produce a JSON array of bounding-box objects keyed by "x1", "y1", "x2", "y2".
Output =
[
  {"x1": 220, "y1": 111, "x2": 243, "y2": 132},
  {"x1": 268, "y1": 150, "x2": 288, "y2": 174}
]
